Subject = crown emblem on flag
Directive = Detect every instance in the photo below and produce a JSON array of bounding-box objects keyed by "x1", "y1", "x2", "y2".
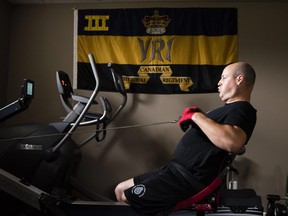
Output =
[{"x1": 142, "y1": 10, "x2": 171, "y2": 35}]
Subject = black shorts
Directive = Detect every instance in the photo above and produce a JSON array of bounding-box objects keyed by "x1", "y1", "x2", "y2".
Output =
[{"x1": 124, "y1": 161, "x2": 205, "y2": 216}]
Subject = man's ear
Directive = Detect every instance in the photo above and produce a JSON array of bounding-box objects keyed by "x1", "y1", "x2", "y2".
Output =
[{"x1": 236, "y1": 75, "x2": 244, "y2": 85}]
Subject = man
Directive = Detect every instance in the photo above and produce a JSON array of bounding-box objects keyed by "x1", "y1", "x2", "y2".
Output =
[{"x1": 115, "y1": 62, "x2": 257, "y2": 216}]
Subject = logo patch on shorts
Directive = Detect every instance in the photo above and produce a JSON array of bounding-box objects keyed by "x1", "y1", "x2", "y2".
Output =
[{"x1": 131, "y1": 184, "x2": 146, "y2": 197}]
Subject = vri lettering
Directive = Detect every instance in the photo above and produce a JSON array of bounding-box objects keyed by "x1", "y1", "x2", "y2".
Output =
[
  {"x1": 138, "y1": 38, "x2": 175, "y2": 62},
  {"x1": 84, "y1": 15, "x2": 109, "y2": 31}
]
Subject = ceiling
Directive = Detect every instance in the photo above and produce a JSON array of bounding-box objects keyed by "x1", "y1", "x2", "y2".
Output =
[
  {"x1": 4, "y1": 0, "x2": 158, "y2": 4},
  {"x1": 6, "y1": 0, "x2": 286, "y2": 4},
  {"x1": 4, "y1": 0, "x2": 216, "y2": 4}
]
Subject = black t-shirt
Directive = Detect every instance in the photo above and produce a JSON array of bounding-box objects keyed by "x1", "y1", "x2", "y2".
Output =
[{"x1": 172, "y1": 101, "x2": 257, "y2": 185}]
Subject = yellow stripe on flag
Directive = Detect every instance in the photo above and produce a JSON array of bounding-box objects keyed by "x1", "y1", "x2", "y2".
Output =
[{"x1": 77, "y1": 35, "x2": 237, "y2": 65}]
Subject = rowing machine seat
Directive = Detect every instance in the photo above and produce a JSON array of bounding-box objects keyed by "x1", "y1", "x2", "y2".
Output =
[{"x1": 173, "y1": 147, "x2": 263, "y2": 215}]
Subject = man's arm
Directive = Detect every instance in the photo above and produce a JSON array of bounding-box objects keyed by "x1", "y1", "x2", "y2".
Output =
[{"x1": 192, "y1": 112, "x2": 247, "y2": 153}]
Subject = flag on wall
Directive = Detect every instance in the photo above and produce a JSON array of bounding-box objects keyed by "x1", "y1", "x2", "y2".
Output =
[{"x1": 74, "y1": 8, "x2": 238, "y2": 94}]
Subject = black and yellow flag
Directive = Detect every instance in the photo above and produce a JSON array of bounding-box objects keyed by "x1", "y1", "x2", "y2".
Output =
[{"x1": 74, "y1": 8, "x2": 238, "y2": 94}]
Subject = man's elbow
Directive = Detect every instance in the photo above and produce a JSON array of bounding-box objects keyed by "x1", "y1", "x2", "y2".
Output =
[
  {"x1": 225, "y1": 140, "x2": 245, "y2": 153},
  {"x1": 214, "y1": 137, "x2": 245, "y2": 153}
]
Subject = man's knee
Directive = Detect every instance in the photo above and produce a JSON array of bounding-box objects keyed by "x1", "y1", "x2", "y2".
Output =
[
  {"x1": 115, "y1": 178, "x2": 134, "y2": 202},
  {"x1": 115, "y1": 182, "x2": 125, "y2": 202}
]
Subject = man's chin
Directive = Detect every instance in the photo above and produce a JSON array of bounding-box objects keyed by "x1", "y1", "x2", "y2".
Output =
[{"x1": 219, "y1": 95, "x2": 227, "y2": 102}]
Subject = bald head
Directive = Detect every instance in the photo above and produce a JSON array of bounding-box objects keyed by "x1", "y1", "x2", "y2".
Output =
[
  {"x1": 231, "y1": 62, "x2": 256, "y2": 90},
  {"x1": 218, "y1": 62, "x2": 256, "y2": 103}
]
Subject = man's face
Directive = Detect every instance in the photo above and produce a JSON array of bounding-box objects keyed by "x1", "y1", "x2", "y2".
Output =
[{"x1": 217, "y1": 64, "x2": 238, "y2": 103}]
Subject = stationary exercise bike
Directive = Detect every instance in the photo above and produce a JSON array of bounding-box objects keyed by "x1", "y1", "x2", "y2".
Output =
[{"x1": 0, "y1": 53, "x2": 127, "y2": 215}]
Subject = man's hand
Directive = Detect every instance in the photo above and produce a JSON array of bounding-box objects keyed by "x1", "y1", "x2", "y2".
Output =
[{"x1": 178, "y1": 106, "x2": 201, "y2": 132}]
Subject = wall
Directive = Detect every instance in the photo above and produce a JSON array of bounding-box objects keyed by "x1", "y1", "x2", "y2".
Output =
[
  {"x1": 3, "y1": 1, "x2": 288, "y2": 209},
  {"x1": 0, "y1": 1, "x2": 11, "y2": 108}
]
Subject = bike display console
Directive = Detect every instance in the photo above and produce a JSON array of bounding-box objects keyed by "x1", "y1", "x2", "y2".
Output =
[{"x1": 0, "y1": 79, "x2": 34, "y2": 123}]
